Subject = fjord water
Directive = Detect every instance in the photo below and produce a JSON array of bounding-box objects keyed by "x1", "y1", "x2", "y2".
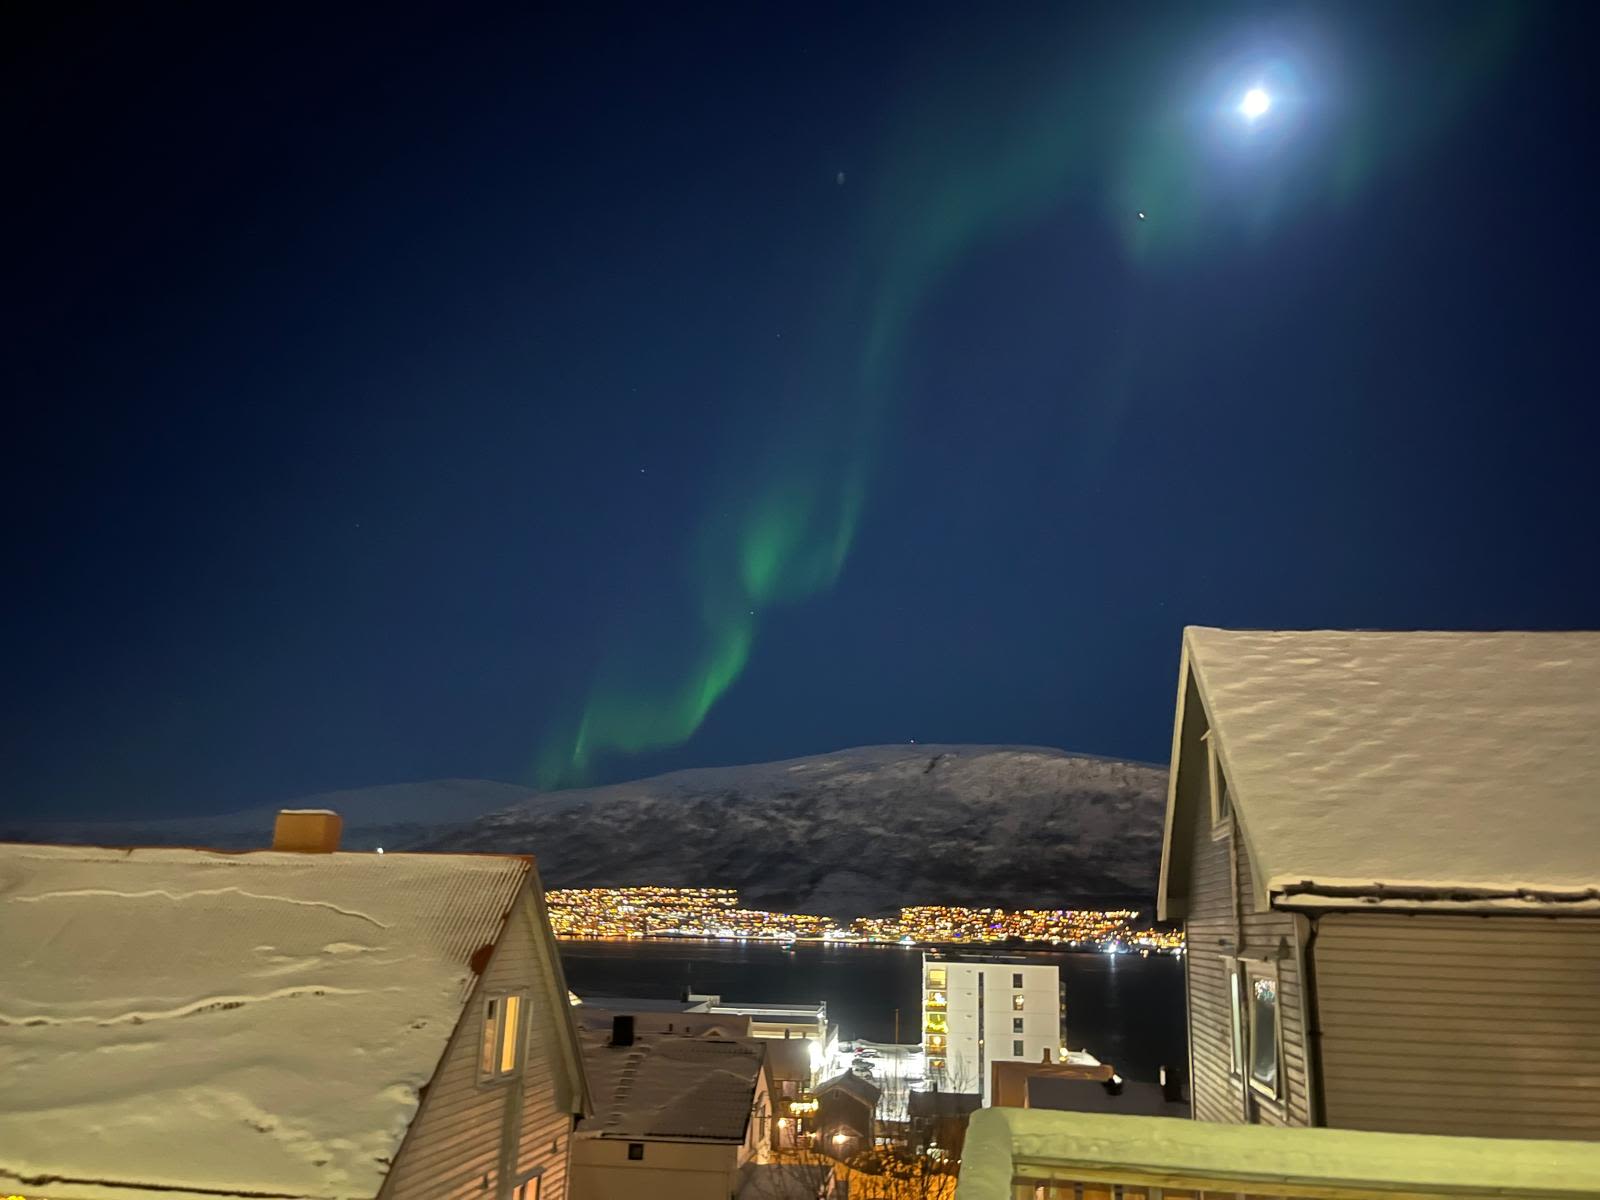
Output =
[{"x1": 559, "y1": 939, "x2": 1187, "y2": 1083}]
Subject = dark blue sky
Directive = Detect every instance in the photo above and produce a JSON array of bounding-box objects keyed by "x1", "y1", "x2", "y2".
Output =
[{"x1": 5, "y1": 2, "x2": 1597, "y2": 819}]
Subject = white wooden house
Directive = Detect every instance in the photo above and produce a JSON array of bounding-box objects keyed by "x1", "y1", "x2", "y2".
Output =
[
  {"x1": 1159, "y1": 627, "x2": 1600, "y2": 1139},
  {"x1": 0, "y1": 815, "x2": 592, "y2": 1199}
]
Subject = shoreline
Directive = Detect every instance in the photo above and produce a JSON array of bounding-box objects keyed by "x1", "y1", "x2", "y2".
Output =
[{"x1": 555, "y1": 932, "x2": 1183, "y2": 955}]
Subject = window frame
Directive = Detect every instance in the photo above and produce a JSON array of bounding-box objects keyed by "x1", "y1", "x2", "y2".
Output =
[
  {"x1": 511, "y1": 1167, "x2": 543, "y2": 1200},
  {"x1": 1243, "y1": 959, "x2": 1284, "y2": 1103},
  {"x1": 477, "y1": 990, "x2": 532, "y2": 1085},
  {"x1": 1203, "y1": 731, "x2": 1234, "y2": 838},
  {"x1": 1011, "y1": 1016, "x2": 1024, "y2": 1034},
  {"x1": 1012, "y1": 1039, "x2": 1025, "y2": 1057},
  {"x1": 1225, "y1": 959, "x2": 1247, "y2": 1082},
  {"x1": 1011, "y1": 972, "x2": 1024, "y2": 989}
]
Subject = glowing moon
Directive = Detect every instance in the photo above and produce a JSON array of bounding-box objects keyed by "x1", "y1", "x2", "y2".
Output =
[{"x1": 1239, "y1": 87, "x2": 1272, "y2": 121}]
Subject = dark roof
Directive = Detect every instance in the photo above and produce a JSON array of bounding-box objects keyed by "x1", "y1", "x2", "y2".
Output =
[
  {"x1": 1028, "y1": 1077, "x2": 1189, "y2": 1119},
  {"x1": 815, "y1": 1070, "x2": 881, "y2": 1107},
  {"x1": 579, "y1": 1030, "x2": 765, "y2": 1142},
  {"x1": 765, "y1": 1038, "x2": 812, "y2": 1079},
  {"x1": 906, "y1": 1090, "x2": 982, "y2": 1119}
]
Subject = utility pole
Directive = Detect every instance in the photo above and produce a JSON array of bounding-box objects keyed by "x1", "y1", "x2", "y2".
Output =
[{"x1": 894, "y1": 1007, "x2": 900, "y2": 1043}]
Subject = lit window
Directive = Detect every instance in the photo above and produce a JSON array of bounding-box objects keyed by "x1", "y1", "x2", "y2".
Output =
[
  {"x1": 927, "y1": 967, "x2": 947, "y2": 989},
  {"x1": 1249, "y1": 973, "x2": 1280, "y2": 1097},
  {"x1": 1012, "y1": 1040, "x2": 1024, "y2": 1056},
  {"x1": 512, "y1": 1170, "x2": 542, "y2": 1200},
  {"x1": 480, "y1": 993, "x2": 528, "y2": 1082},
  {"x1": 1011, "y1": 994, "x2": 1025, "y2": 1011}
]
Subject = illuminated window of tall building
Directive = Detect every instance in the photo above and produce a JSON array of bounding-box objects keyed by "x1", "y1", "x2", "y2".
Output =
[
  {"x1": 927, "y1": 967, "x2": 947, "y2": 989},
  {"x1": 1011, "y1": 994, "x2": 1025, "y2": 1011}
]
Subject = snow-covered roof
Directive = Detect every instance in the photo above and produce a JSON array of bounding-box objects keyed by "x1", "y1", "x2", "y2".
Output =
[
  {"x1": 578, "y1": 1028, "x2": 764, "y2": 1142},
  {"x1": 1176, "y1": 628, "x2": 1600, "y2": 912},
  {"x1": 0, "y1": 843, "x2": 535, "y2": 1199}
]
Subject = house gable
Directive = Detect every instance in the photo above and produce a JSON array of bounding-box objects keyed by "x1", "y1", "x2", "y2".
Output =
[{"x1": 382, "y1": 873, "x2": 588, "y2": 1200}]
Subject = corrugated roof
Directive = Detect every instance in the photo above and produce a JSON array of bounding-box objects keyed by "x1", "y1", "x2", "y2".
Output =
[
  {"x1": 1181, "y1": 628, "x2": 1600, "y2": 910},
  {"x1": 0, "y1": 843, "x2": 533, "y2": 1199},
  {"x1": 579, "y1": 1028, "x2": 764, "y2": 1142}
]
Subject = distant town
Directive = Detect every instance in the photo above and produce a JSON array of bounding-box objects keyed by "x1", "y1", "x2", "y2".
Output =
[{"x1": 546, "y1": 885, "x2": 1185, "y2": 952}]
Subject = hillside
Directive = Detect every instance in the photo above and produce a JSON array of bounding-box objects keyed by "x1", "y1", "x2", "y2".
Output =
[
  {"x1": 422, "y1": 744, "x2": 1167, "y2": 915},
  {"x1": 2, "y1": 745, "x2": 1168, "y2": 916}
]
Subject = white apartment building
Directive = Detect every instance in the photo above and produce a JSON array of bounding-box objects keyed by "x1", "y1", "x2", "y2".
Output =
[{"x1": 922, "y1": 955, "x2": 1061, "y2": 1106}]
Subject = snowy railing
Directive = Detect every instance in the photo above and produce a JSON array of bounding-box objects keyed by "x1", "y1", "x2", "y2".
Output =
[{"x1": 954, "y1": 1108, "x2": 1600, "y2": 1200}]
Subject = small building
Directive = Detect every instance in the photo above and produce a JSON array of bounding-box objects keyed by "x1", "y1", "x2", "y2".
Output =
[
  {"x1": 1027, "y1": 1072, "x2": 1189, "y2": 1119},
  {"x1": 988, "y1": 1056, "x2": 1111, "y2": 1110},
  {"x1": 906, "y1": 1089, "x2": 983, "y2": 1160},
  {"x1": 922, "y1": 954, "x2": 1061, "y2": 1104},
  {"x1": 1160, "y1": 627, "x2": 1600, "y2": 1139},
  {"x1": 813, "y1": 1070, "x2": 880, "y2": 1160},
  {"x1": 571, "y1": 1017, "x2": 771, "y2": 1200},
  {"x1": 0, "y1": 816, "x2": 591, "y2": 1199},
  {"x1": 764, "y1": 1036, "x2": 817, "y2": 1148}
]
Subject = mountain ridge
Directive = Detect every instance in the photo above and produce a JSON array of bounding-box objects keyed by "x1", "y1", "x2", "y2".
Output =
[{"x1": 1, "y1": 744, "x2": 1168, "y2": 915}]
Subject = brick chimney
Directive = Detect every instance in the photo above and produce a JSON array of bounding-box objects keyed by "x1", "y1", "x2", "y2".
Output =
[{"x1": 273, "y1": 809, "x2": 343, "y2": 853}]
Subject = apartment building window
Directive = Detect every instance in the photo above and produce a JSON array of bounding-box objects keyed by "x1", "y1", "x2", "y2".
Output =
[
  {"x1": 927, "y1": 967, "x2": 947, "y2": 989},
  {"x1": 1012, "y1": 1017, "x2": 1024, "y2": 1034},
  {"x1": 1012, "y1": 1040, "x2": 1024, "y2": 1056},
  {"x1": 1011, "y1": 972, "x2": 1023, "y2": 988},
  {"x1": 1011, "y1": 994, "x2": 1025, "y2": 1011},
  {"x1": 479, "y1": 993, "x2": 528, "y2": 1081}
]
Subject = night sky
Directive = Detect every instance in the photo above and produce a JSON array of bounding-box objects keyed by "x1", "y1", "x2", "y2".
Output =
[{"x1": 6, "y1": 2, "x2": 1598, "y2": 820}]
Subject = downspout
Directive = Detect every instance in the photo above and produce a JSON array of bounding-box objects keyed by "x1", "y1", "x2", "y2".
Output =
[{"x1": 1293, "y1": 912, "x2": 1327, "y2": 1128}]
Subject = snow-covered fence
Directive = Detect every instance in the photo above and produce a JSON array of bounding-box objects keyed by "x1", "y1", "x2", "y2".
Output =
[{"x1": 954, "y1": 1108, "x2": 1600, "y2": 1200}]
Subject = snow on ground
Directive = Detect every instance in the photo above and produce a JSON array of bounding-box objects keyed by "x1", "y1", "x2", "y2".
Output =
[{"x1": 0, "y1": 843, "x2": 529, "y2": 1199}]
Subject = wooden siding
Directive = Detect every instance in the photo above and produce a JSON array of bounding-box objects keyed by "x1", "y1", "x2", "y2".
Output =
[
  {"x1": 383, "y1": 889, "x2": 578, "y2": 1200},
  {"x1": 1311, "y1": 912, "x2": 1600, "y2": 1140},
  {"x1": 1178, "y1": 675, "x2": 1312, "y2": 1128}
]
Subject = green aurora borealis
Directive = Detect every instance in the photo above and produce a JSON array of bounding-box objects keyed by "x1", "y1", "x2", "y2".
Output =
[{"x1": 537, "y1": 1, "x2": 1523, "y2": 788}]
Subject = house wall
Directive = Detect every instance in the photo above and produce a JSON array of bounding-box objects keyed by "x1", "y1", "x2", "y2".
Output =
[
  {"x1": 1310, "y1": 911, "x2": 1600, "y2": 1139},
  {"x1": 383, "y1": 891, "x2": 579, "y2": 1200},
  {"x1": 569, "y1": 1137, "x2": 738, "y2": 1200},
  {"x1": 1179, "y1": 678, "x2": 1312, "y2": 1129},
  {"x1": 817, "y1": 1089, "x2": 874, "y2": 1156}
]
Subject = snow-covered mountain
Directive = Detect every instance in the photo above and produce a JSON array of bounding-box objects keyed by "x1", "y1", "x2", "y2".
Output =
[
  {"x1": 424, "y1": 745, "x2": 1168, "y2": 915},
  {"x1": 2, "y1": 746, "x2": 1168, "y2": 915}
]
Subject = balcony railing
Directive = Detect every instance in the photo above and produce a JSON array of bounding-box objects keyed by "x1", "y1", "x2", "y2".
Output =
[{"x1": 955, "y1": 1108, "x2": 1600, "y2": 1200}]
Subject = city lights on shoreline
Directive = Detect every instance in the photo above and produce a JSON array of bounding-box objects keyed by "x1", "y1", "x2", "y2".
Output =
[{"x1": 544, "y1": 886, "x2": 1183, "y2": 952}]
